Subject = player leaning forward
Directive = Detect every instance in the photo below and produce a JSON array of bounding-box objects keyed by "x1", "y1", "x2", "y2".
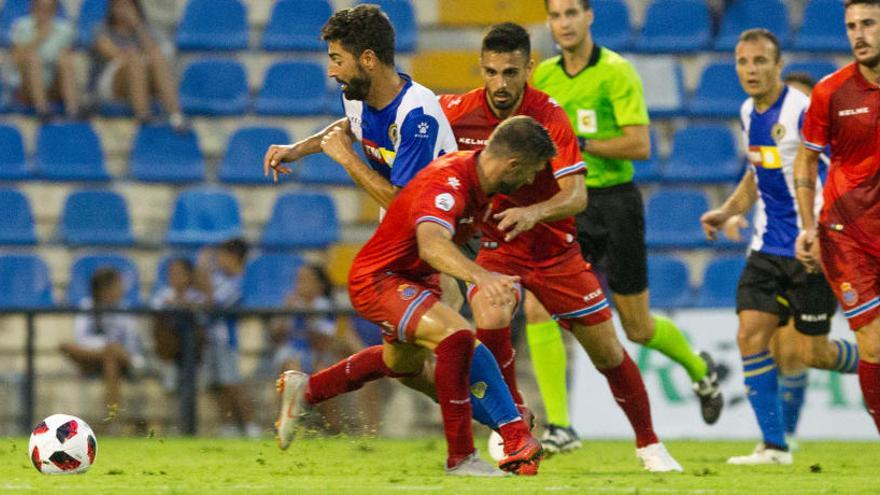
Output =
[{"x1": 794, "y1": 0, "x2": 880, "y2": 435}]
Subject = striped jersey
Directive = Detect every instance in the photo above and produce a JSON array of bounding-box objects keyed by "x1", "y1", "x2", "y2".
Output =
[
  {"x1": 741, "y1": 85, "x2": 825, "y2": 258},
  {"x1": 343, "y1": 73, "x2": 457, "y2": 187}
]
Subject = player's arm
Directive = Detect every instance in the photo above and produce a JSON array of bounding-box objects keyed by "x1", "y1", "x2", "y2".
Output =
[
  {"x1": 320, "y1": 124, "x2": 398, "y2": 208},
  {"x1": 700, "y1": 169, "x2": 758, "y2": 241},
  {"x1": 793, "y1": 144, "x2": 822, "y2": 270},
  {"x1": 263, "y1": 117, "x2": 349, "y2": 182},
  {"x1": 581, "y1": 124, "x2": 651, "y2": 161},
  {"x1": 493, "y1": 174, "x2": 586, "y2": 241},
  {"x1": 416, "y1": 222, "x2": 519, "y2": 306}
]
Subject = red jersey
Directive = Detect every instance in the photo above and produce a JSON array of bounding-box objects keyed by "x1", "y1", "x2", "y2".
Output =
[
  {"x1": 439, "y1": 85, "x2": 585, "y2": 261},
  {"x1": 349, "y1": 150, "x2": 489, "y2": 283},
  {"x1": 801, "y1": 62, "x2": 880, "y2": 255}
]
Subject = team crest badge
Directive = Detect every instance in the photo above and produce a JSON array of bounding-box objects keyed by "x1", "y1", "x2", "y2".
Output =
[
  {"x1": 771, "y1": 123, "x2": 786, "y2": 143},
  {"x1": 398, "y1": 284, "x2": 417, "y2": 301},
  {"x1": 388, "y1": 123, "x2": 399, "y2": 143},
  {"x1": 841, "y1": 282, "x2": 858, "y2": 306},
  {"x1": 470, "y1": 381, "x2": 487, "y2": 399}
]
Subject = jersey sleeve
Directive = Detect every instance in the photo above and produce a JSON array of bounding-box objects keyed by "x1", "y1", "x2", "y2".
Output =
[
  {"x1": 389, "y1": 108, "x2": 441, "y2": 187},
  {"x1": 609, "y1": 62, "x2": 650, "y2": 127},
  {"x1": 411, "y1": 183, "x2": 468, "y2": 236},
  {"x1": 544, "y1": 105, "x2": 586, "y2": 179},
  {"x1": 801, "y1": 82, "x2": 831, "y2": 152}
]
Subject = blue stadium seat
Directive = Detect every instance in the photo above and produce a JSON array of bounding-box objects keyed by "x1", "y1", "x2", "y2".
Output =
[
  {"x1": 664, "y1": 125, "x2": 743, "y2": 183},
  {"x1": 352, "y1": 317, "x2": 383, "y2": 347},
  {"x1": 75, "y1": 0, "x2": 106, "y2": 48},
  {"x1": 356, "y1": 0, "x2": 416, "y2": 52},
  {"x1": 632, "y1": 57, "x2": 685, "y2": 118},
  {"x1": 297, "y1": 152, "x2": 356, "y2": 186},
  {"x1": 648, "y1": 255, "x2": 692, "y2": 308},
  {"x1": 167, "y1": 187, "x2": 242, "y2": 247},
  {"x1": 0, "y1": 124, "x2": 30, "y2": 180},
  {"x1": 794, "y1": 0, "x2": 850, "y2": 52},
  {"x1": 634, "y1": 0, "x2": 710, "y2": 54},
  {"x1": 130, "y1": 124, "x2": 204, "y2": 183},
  {"x1": 179, "y1": 59, "x2": 249, "y2": 116},
  {"x1": 0, "y1": 254, "x2": 52, "y2": 308},
  {"x1": 695, "y1": 256, "x2": 746, "y2": 308},
  {"x1": 261, "y1": 0, "x2": 331, "y2": 52},
  {"x1": 242, "y1": 254, "x2": 303, "y2": 308},
  {"x1": 35, "y1": 123, "x2": 109, "y2": 181},
  {"x1": 783, "y1": 61, "x2": 838, "y2": 85},
  {"x1": 60, "y1": 189, "x2": 134, "y2": 247},
  {"x1": 262, "y1": 191, "x2": 339, "y2": 250},
  {"x1": 1, "y1": 0, "x2": 67, "y2": 47},
  {"x1": 590, "y1": 0, "x2": 632, "y2": 52},
  {"x1": 632, "y1": 129, "x2": 663, "y2": 183},
  {"x1": 254, "y1": 61, "x2": 326, "y2": 116},
  {"x1": 67, "y1": 254, "x2": 141, "y2": 307},
  {"x1": 688, "y1": 61, "x2": 748, "y2": 118},
  {"x1": 219, "y1": 126, "x2": 290, "y2": 184},
  {"x1": 714, "y1": 0, "x2": 790, "y2": 51},
  {"x1": 645, "y1": 189, "x2": 709, "y2": 249},
  {"x1": 176, "y1": 0, "x2": 248, "y2": 51},
  {"x1": 0, "y1": 188, "x2": 36, "y2": 245}
]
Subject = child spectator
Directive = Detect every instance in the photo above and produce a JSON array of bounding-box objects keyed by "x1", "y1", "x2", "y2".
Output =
[
  {"x1": 5, "y1": 0, "x2": 79, "y2": 119},
  {"x1": 195, "y1": 238, "x2": 260, "y2": 438}
]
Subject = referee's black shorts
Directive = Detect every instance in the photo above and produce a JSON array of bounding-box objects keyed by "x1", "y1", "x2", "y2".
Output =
[{"x1": 575, "y1": 182, "x2": 647, "y2": 295}]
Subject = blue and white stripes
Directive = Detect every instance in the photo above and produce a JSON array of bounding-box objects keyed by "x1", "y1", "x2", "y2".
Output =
[
  {"x1": 553, "y1": 161, "x2": 586, "y2": 179},
  {"x1": 554, "y1": 297, "x2": 609, "y2": 321},
  {"x1": 397, "y1": 290, "x2": 433, "y2": 342},
  {"x1": 833, "y1": 339, "x2": 860, "y2": 373},
  {"x1": 416, "y1": 216, "x2": 456, "y2": 235},
  {"x1": 843, "y1": 296, "x2": 880, "y2": 321}
]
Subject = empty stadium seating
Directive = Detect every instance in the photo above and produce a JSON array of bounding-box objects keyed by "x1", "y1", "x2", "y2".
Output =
[
  {"x1": 35, "y1": 123, "x2": 109, "y2": 182},
  {"x1": 0, "y1": 124, "x2": 29, "y2": 180},
  {"x1": 356, "y1": 0, "x2": 416, "y2": 52},
  {"x1": 67, "y1": 253, "x2": 141, "y2": 307},
  {"x1": 130, "y1": 124, "x2": 205, "y2": 183},
  {"x1": 60, "y1": 189, "x2": 134, "y2": 247},
  {"x1": 261, "y1": 0, "x2": 331, "y2": 52},
  {"x1": 0, "y1": 254, "x2": 53, "y2": 308},
  {"x1": 219, "y1": 126, "x2": 290, "y2": 185},
  {"x1": 591, "y1": 0, "x2": 633, "y2": 52},
  {"x1": 645, "y1": 189, "x2": 709, "y2": 249},
  {"x1": 242, "y1": 253, "x2": 303, "y2": 308},
  {"x1": 783, "y1": 61, "x2": 839, "y2": 84},
  {"x1": 166, "y1": 187, "x2": 243, "y2": 247},
  {"x1": 297, "y1": 152, "x2": 356, "y2": 186},
  {"x1": 261, "y1": 191, "x2": 339, "y2": 250},
  {"x1": 254, "y1": 61, "x2": 327, "y2": 116},
  {"x1": 0, "y1": 188, "x2": 37, "y2": 245},
  {"x1": 634, "y1": 0, "x2": 711, "y2": 54},
  {"x1": 688, "y1": 61, "x2": 748, "y2": 118},
  {"x1": 75, "y1": 0, "x2": 106, "y2": 48},
  {"x1": 714, "y1": 0, "x2": 790, "y2": 51},
  {"x1": 176, "y1": 0, "x2": 248, "y2": 52},
  {"x1": 632, "y1": 129, "x2": 663, "y2": 183},
  {"x1": 793, "y1": 0, "x2": 850, "y2": 52},
  {"x1": 436, "y1": 0, "x2": 545, "y2": 27},
  {"x1": 694, "y1": 256, "x2": 746, "y2": 307},
  {"x1": 647, "y1": 255, "x2": 692, "y2": 308},
  {"x1": 179, "y1": 59, "x2": 249, "y2": 116},
  {"x1": 664, "y1": 125, "x2": 743, "y2": 183}
]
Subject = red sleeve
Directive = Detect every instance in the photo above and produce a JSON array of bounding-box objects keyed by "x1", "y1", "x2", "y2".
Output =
[
  {"x1": 801, "y1": 81, "x2": 832, "y2": 152},
  {"x1": 542, "y1": 104, "x2": 586, "y2": 179},
  {"x1": 411, "y1": 182, "x2": 469, "y2": 236}
]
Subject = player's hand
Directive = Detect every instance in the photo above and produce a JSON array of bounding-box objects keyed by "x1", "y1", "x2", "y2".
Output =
[
  {"x1": 494, "y1": 206, "x2": 541, "y2": 242},
  {"x1": 473, "y1": 271, "x2": 520, "y2": 307},
  {"x1": 795, "y1": 228, "x2": 821, "y2": 273},
  {"x1": 699, "y1": 209, "x2": 729, "y2": 241},
  {"x1": 263, "y1": 144, "x2": 300, "y2": 183},
  {"x1": 722, "y1": 214, "x2": 749, "y2": 242},
  {"x1": 320, "y1": 125, "x2": 357, "y2": 166}
]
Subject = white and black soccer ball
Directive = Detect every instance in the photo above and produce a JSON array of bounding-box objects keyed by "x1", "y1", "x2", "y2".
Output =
[{"x1": 28, "y1": 414, "x2": 97, "y2": 474}]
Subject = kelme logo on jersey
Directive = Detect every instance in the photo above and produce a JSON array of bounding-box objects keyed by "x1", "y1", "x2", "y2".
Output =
[
  {"x1": 435, "y1": 193, "x2": 455, "y2": 211},
  {"x1": 397, "y1": 284, "x2": 417, "y2": 301},
  {"x1": 470, "y1": 381, "x2": 487, "y2": 399},
  {"x1": 841, "y1": 283, "x2": 858, "y2": 306}
]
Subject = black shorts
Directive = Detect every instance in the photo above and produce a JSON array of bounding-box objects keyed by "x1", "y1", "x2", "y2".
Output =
[
  {"x1": 575, "y1": 182, "x2": 647, "y2": 295},
  {"x1": 736, "y1": 251, "x2": 837, "y2": 336}
]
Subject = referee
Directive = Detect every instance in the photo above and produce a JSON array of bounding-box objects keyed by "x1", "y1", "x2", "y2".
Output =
[{"x1": 526, "y1": 0, "x2": 724, "y2": 453}]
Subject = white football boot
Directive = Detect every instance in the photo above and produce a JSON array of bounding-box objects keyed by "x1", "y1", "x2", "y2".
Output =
[
  {"x1": 275, "y1": 370, "x2": 308, "y2": 450},
  {"x1": 446, "y1": 451, "x2": 508, "y2": 477},
  {"x1": 727, "y1": 443, "x2": 793, "y2": 465},
  {"x1": 636, "y1": 442, "x2": 684, "y2": 472}
]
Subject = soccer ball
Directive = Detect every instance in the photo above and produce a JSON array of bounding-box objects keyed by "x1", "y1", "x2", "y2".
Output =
[{"x1": 28, "y1": 414, "x2": 97, "y2": 474}]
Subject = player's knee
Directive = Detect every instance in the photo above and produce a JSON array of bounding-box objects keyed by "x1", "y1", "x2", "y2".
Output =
[
  {"x1": 621, "y1": 317, "x2": 652, "y2": 344},
  {"x1": 736, "y1": 326, "x2": 766, "y2": 353}
]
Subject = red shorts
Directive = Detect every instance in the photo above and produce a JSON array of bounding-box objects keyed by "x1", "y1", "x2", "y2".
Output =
[
  {"x1": 471, "y1": 247, "x2": 612, "y2": 330},
  {"x1": 820, "y1": 225, "x2": 880, "y2": 330},
  {"x1": 348, "y1": 272, "x2": 441, "y2": 344}
]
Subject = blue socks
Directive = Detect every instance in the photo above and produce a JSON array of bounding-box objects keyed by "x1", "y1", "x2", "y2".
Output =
[
  {"x1": 469, "y1": 343, "x2": 520, "y2": 430},
  {"x1": 780, "y1": 372, "x2": 808, "y2": 436},
  {"x1": 833, "y1": 340, "x2": 860, "y2": 374},
  {"x1": 743, "y1": 350, "x2": 787, "y2": 450}
]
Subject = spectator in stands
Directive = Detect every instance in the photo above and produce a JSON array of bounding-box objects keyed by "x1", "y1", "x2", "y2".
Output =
[
  {"x1": 60, "y1": 267, "x2": 145, "y2": 420},
  {"x1": 91, "y1": 0, "x2": 186, "y2": 129},
  {"x1": 150, "y1": 257, "x2": 206, "y2": 392},
  {"x1": 6, "y1": 0, "x2": 80, "y2": 120},
  {"x1": 195, "y1": 238, "x2": 260, "y2": 438}
]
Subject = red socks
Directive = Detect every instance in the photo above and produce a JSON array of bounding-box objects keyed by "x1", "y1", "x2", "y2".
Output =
[
  {"x1": 858, "y1": 360, "x2": 880, "y2": 434},
  {"x1": 434, "y1": 330, "x2": 476, "y2": 467},
  {"x1": 306, "y1": 345, "x2": 417, "y2": 404},
  {"x1": 476, "y1": 327, "x2": 523, "y2": 405},
  {"x1": 598, "y1": 352, "x2": 659, "y2": 448},
  {"x1": 499, "y1": 418, "x2": 531, "y2": 455}
]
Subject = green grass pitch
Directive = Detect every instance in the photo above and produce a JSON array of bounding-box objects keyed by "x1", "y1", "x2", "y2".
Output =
[{"x1": 1, "y1": 437, "x2": 878, "y2": 494}]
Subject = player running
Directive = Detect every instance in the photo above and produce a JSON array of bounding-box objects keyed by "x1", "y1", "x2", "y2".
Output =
[
  {"x1": 794, "y1": 0, "x2": 880, "y2": 435},
  {"x1": 277, "y1": 117, "x2": 551, "y2": 476},
  {"x1": 700, "y1": 29, "x2": 861, "y2": 465},
  {"x1": 523, "y1": 0, "x2": 723, "y2": 452},
  {"x1": 436, "y1": 22, "x2": 681, "y2": 472}
]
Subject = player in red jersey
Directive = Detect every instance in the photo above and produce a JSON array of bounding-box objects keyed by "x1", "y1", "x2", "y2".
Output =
[
  {"x1": 278, "y1": 117, "x2": 551, "y2": 476},
  {"x1": 437, "y1": 23, "x2": 682, "y2": 471},
  {"x1": 794, "y1": 0, "x2": 880, "y2": 433}
]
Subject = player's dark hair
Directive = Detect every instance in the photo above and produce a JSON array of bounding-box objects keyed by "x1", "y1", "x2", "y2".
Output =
[
  {"x1": 321, "y1": 4, "x2": 396, "y2": 66},
  {"x1": 738, "y1": 28, "x2": 781, "y2": 62},
  {"x1": 482, "y1": 23, "x2": 531, "y2": 56},
  {"x1": 219, "y1": 237, "x2": 249, "y2": 263},
  {"x1": 783, "y1": 72, "x2": 816, "y2": 90},
  {"x1": 544, "y1": 0, "x2": 591, "y2": 10},
  {"x1": 845, "y1": 0, "x2": 880, "y2": 8},
  {"x1": 90, "y1": 267, "x2": 121, "y2": 303},
  {"x1": 487, "y1": 115, "x2": 557, "y2": 165}
]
